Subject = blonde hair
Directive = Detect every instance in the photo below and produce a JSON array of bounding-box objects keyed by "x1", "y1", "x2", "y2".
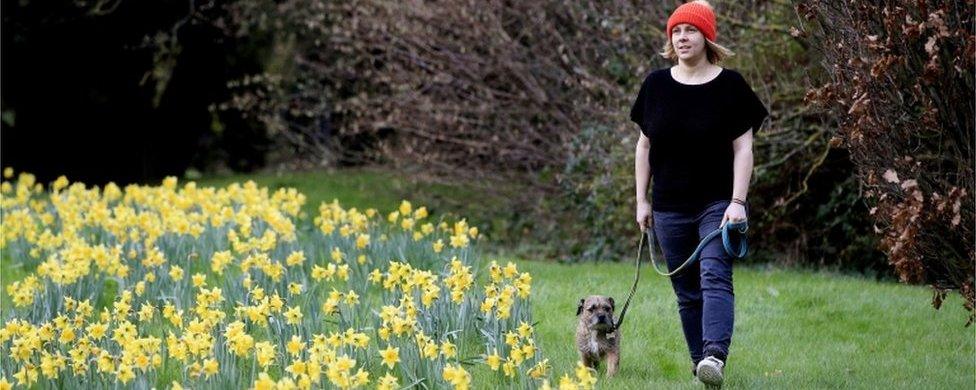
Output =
[
  {"x1": 659, "y1": 38, "x2": 735, "y2": 64},
  {"x1": 659, "y1": 0, "x2": 734, "y2": 63}
]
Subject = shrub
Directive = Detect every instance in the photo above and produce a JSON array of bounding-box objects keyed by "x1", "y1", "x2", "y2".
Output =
[{"x1": 797, "y1": 0, "x2": 975, "y2": 324}]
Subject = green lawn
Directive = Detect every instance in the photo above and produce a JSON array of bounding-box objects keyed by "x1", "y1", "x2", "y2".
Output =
[
  {"x1": 193, "y1": 168, "x2": 514, "y2": 226},
  {"x1": 195, "y1": 168, "x2": 455, "y2": 217},
  {"x1": 514, "y1": 260, "x2": 974, "y2": 389}
]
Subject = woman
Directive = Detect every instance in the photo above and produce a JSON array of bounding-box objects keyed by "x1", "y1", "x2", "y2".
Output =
[{"x1": 629, "y1": 1, "x2": 768, "y2": 388}]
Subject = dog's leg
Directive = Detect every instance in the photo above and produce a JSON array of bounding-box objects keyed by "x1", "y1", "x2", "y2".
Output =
[
  {"x1": 606, "y1": 350, "x2": 619, "y2": 377},
  {"x1": 580, "y1": 352, "x2": 599, "y2": 371},
  {"x1": 579, "y1": 350, "x2": 592, "y2": 368}
]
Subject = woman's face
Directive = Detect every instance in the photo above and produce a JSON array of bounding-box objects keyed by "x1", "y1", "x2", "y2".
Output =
[{"x1": 671, "y1": 23, "x2": 706, "y2": 61}]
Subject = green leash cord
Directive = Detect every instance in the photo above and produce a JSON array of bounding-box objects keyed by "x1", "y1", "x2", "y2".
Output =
[{"x1": 613, "y1": 220, "x2": 749, "y2": 330}]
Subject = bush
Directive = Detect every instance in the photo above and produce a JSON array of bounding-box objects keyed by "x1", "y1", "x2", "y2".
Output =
[
  {"x1": 554, "y1": 124, "x2": 635, "y2": 261},
  {"x1": 798, "y1": 0, "x2": 975, "y2": 323}
]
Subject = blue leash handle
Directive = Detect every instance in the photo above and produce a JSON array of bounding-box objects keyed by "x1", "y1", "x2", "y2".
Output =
[
  {"x1": 647, "y1": 220, "x2": 749, "y2": 277},
  {"x1": 720, "y1": 220, "x2": 749, "y2": 258}
]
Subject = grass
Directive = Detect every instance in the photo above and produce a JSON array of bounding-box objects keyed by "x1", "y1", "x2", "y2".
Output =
[
  {"x1": 195, "y1": 168, "x2": 436, "y2": 217},
  {"x1": 514, "y1": 260, "x2": 975, "y2": 389},
  {"x1": 193, "y1": 167, "x2": 511, "y2": 225},
  {"x1": 2, "y1": 168, "x2": 973, "y2": 388}
]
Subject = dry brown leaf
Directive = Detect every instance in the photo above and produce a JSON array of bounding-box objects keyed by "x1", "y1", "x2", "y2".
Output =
[
  {"x1": 883, "y1": 169, "x2": 900, "y2": 183},
  {"x1": 925, "y1": 35, "x2": 939, "y2": 55}
]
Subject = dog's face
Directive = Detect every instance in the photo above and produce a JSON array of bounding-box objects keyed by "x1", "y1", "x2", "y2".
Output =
[{"x1": 577, "y1": 295, "x2": 615, "y2": 331}]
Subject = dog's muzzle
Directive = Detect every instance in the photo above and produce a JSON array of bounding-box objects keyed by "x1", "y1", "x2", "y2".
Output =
[{"x1": 589, "y1": 315, "x2": 614, "y2": 332}]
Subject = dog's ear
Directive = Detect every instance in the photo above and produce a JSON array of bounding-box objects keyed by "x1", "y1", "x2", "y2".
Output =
[
  {"x1": 576, "y1": 298, "x2": 585, "y2": 316},
  {"x1": 608, "y1": 297, "x2": 615, "y2": 311}
]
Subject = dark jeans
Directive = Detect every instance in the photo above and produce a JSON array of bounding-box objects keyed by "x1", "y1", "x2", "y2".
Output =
[{"x1": 652, "y1": 200, "x2": 739, "y2": 367}]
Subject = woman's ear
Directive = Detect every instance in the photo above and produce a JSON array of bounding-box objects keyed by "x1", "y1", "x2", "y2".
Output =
[{"x1": 576, "y1": 298, "x2": 585, "y2": 316}]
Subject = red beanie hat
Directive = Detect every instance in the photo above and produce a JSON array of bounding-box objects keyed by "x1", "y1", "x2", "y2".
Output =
[{"x1": 666, "y1": 1, "x2": 717, "y2": 42}]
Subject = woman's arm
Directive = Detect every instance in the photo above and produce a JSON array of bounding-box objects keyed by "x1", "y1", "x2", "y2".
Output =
[
  {"x1": 731, "y1": 129, "x2": 753, "y2": 201},
  {"x1": 722, "y1": 129, "x2": 754, "y2": 226},
  {"x1": 636, "y1": 132, "x2": 652, "y2": 231}
]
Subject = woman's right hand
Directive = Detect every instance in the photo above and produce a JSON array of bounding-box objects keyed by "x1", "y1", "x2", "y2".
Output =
[{"x1": 636, "y1": 199, "x2": 652, "y2": 232}]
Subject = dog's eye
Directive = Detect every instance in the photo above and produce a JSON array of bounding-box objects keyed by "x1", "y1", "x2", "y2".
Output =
[
  {"x1": 604, "y1": 305, "x2": 612, "y2": 311},
  {"x1": 587, "y1": 307, "x2": 594, "y2": 312}
]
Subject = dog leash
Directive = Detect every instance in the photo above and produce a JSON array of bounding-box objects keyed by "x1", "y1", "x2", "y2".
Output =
[
  {"x1": 613, "y1": 220, "x2": 749, "y2": 330},
  {"x1": 611, "y1": 227, "x2": 647, "y2": 331},
  {"x1": 648, "y1": 220, "x2": 749, "y2": 277}
]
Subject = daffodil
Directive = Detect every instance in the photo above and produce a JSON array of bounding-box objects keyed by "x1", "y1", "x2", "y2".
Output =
[
  {"x1": 517, "y1": 321, "x2": 534, "y2": 338},
  {"x1": 442, "y1": 363, "x2": 471, "y2": 390},
  {"x1": 574, "y1": 360, "x2": 597, "y2": 389},
  {"x1": 254, "y1": 372, "x2": 276, "y2": 390},
  {"x1": 355, "y1": 234, "x2": 370, "y2": 249},
  {"x1": 441, "y1": 340, "x2": 457, "y2": 358},
  {"x1": 286, "y1": 359, "x2": 307, "y2": 377},
  {"x1": 169, "y1": 265, "x2": 184, "y2": 281},
  {"x1": 486, "y1": 350, "x2": 502, "y2": 371},
  {"x1": 192, "y1": 273, "x2": 207, "y2": 287},
  {"x1": 284, "y1": 305, "x2": 303, "y2": 325},
  {"x1": 203, "y1": 358, "x2": 219, "y2": 376},
  {"x1": 285, "y1": 250, "x2": 305, "y2": 266},
  {"x1": 379, "y1": 346, "x2": 399, "y2": 369},
  {"x1": 528, "y1": 358, "x2": 550, "y2": 379},
  {"x1": 287, "y1": 335, "x2": 304, "y2": 357},
  {"x1": 255, "y1": 342, "x2": 276, "y2": 368},
  {"x1": 288, "y1": 282, "x2": 303, "y2": 295},
  {"x1": 377, "y1": 373, "x2": 398, "y2": 390}
]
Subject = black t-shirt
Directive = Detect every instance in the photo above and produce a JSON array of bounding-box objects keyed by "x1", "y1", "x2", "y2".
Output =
[{"x1": 630, "y1": 67, "x2": 768, "y2": 212}]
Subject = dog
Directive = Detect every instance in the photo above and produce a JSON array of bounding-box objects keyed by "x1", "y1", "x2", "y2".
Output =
[{"x1": 576, "y1": 295, "x2": 620, "y2": 376}]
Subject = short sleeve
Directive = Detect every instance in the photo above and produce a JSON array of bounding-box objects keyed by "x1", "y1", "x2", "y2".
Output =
[
  {"x1": 630, "y1": 78, "x2": 649, "y2": 131},
  {"x1": 729, "y1": 74, "x2": 769, "y2": 140}
]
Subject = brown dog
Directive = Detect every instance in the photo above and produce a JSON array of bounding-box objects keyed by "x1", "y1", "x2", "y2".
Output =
[{"x1": 576, "y1": 295, "x2": 620, "y2": 376}]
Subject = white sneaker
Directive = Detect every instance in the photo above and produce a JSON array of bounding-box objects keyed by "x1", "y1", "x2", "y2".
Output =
[{"x1": 696, "y1": 356, "x2": 725, "y2": 388}]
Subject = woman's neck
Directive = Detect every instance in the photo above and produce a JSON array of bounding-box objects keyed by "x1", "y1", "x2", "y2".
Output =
[{"x1": 675, "y1": 55, "x2": 713, "y2": 76}]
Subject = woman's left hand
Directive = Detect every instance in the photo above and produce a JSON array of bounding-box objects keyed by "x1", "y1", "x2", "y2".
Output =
[{"x1": 721, "y1": 202, "x2": 747, "y2": 227}]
